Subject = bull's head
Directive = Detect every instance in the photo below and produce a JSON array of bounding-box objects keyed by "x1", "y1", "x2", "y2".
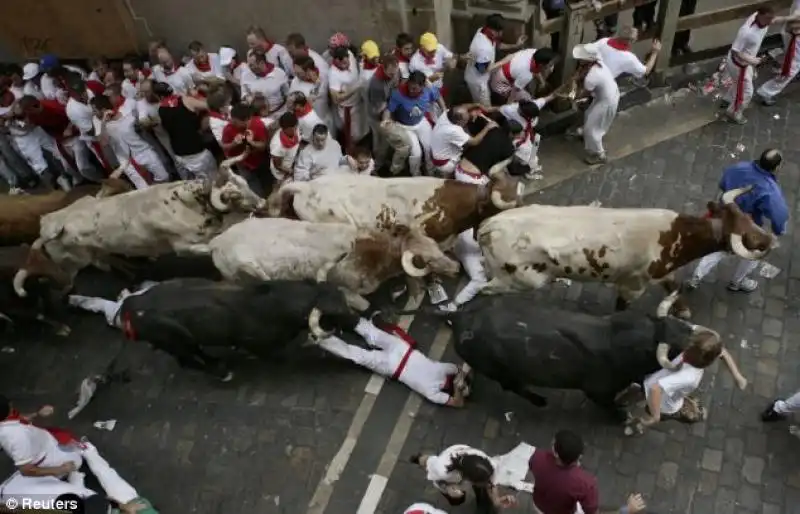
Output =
[
  {"x1": 487, "y1": 159, "x2": 524, "y2": 210},
  {"x1": 707, "y1": 186, "x2": 775, "y2": 260},
  {"x1": 209, "y1": 155, "x2": 267, "y2": 213},
  {"x1": 396, "y1": 218, "x2": 460, "y2": 278},
  {"x1": 13, "y1": 240, "x2": 73, "y2": 298},
  {"x1": 654, "y1": 291, "x2": 721, "y2": 370}
]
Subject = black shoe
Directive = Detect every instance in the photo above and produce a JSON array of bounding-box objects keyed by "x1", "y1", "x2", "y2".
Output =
[{"x1": 761, "y1": 400, "x2": 787, "y2": 422}]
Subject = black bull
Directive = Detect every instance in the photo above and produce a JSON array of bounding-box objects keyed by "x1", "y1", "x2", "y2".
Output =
[
  {"x1": 118, "y1": 278, "x2": 361, "y2": 379},
  {"x1": 448, "y1": 294, "x2": 693, "y2": 417}
]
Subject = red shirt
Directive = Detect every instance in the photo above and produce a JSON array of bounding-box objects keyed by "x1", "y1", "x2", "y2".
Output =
[
  {"x1": 221, "y1": 117, "x2": 268, "y2": 170},
  {"x1": 28, "y1": 99, "x2": 71, "y2": 138},
  {"x1": 529, "y1": 450, "x2": 599, "y2": 514}
]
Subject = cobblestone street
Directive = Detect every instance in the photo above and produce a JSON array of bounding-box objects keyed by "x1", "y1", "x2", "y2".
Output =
[{"x1": 2, "y1": 89, "x2": 800, "y2": 514}]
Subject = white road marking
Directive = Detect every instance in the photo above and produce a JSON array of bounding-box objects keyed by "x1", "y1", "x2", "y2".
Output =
[{"x1": 306, "y1": 293, "x2": 423, "y2": 514}]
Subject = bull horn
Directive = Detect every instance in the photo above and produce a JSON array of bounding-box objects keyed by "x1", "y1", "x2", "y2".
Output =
[
  {"x1": 656, "y1": 343, "x2": 679, "y2": 370},
  {"x1": 721, "y1": 185, "x2": 754, "y2": 205},
  {"x1": 13, "y1": 269, "x2": 29, "y2": 298},
  {"x1": 488, "y1": 158, "x2": 512, "y2": 179},
  {"x1": 219, "y1": 154, "x2": 247, "y2": 177},
  {"x1": 401, "y1": 250, "x2": 430, "y2": 278},
  {"x1": 209, "y1": 188, "x2": 231, "y2": 212},
  {"x1": 729, "y1": 233, "x2": 768, "y2": 260},
  {"x1": 490, "y1": 189, "x2": 517, "y2": 210},
  {"x1": 656, "y1": 291, "x2": 680, "y2": 318},
  {"x1": 308, "y1": 307, "x2": 333, "y2": 339}
]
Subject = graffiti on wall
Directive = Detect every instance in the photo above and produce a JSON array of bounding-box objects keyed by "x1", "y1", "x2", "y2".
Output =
[{"x1": 21, "y1": 36, "x2": 52, "y2": 56}]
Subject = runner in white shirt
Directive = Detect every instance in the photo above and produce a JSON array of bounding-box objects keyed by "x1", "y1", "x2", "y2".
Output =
[
  {"x1": 343, "y1": 146, "x2": 375, "y2": 175},
  {"x1": 246, "y1": 25, "x2": 295, "y2": 77},
  {"x1": 135, "y1": 79, "x2": 177, "y2": 166},
  {"x1": 429, "y1": 106, "x2": 496, "y2": 177},
  {"x1": 92, "y1": 95, "x2": 169, "y2": 189},
  {"x1": 289, "y1": 56, "x2": 334, "y2": 133},
  {"x1": 240, "y1": 52, "x2": 289, "y2": 118},
  {"x1": 185, "y1": 40, "x2": 226, "y2": 93},
  {"x1": 269, "y1": 112, "x2": 300, "y2": 184},
  {"x1": 359, "y1": 40, "x2": 381, "y2": 88},
  {"x1": 596, "y1": 27, "x2": 661, "y2": 79},
  {"x1": 410, "y1": 33, "x2": 458, "y2": 91},
  {"x1": 464, "y1": 14, "x2": 527, "y2": 106},
  {"x1": 21, "y1": 63, "x2": 44, "y2": 100},
  {"x1": 403, "y1": 503, "x2": 448, "y2": 514},
  {"x1": 64, "y1": 80, "x2": 109, "y2": 181},
  {"x1": 569, "y1": 43, "x2": 620, "y2": 165},
  {"x1": 757, "y1": 13, "x2": 800, "y2": 105},
  {"x1": 150, "y1": 46, "x2": 195, "y2": 95},
  {"x1": 218, "y1": 46, "x2": 244, "y2": 86},
  {"x1": 288, "y1": 91, "x2": 327, "y2": 142},
  {"x1": 121, "y1": 55, "x2": 148, "y2": 99},
  {"x1": 393, "y1": 33, "x2": 416, "y2": 80},
  {"x1": 316, "y1": 317, "x2": 469, "y2": 406},
  {"x1": 294, "y1": 124, "x2": 343, "y2": 181},
  {"x1": 329, "y1": 46, "x2": 368, "y2": 151},
  {"x1": 105, "y1": 83, "x2": 137, "y2": 118},
  {"x1": 721, "y1": 7, "x2": 797, "y2": 123},
  {"x1": 494, "y1": 97, "x2": 553, "y2": 173},
  {"x1": 489, "y1": 47, "x2": 556, "y2": 104}
]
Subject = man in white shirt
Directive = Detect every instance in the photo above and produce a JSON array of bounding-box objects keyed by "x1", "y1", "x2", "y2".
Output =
[
  {"x1": 757, "y1": 16, "x2": 800, "y2": 105},
  {"x1": 269, "y1": 112, "x2": 300, "y2": 184},
  {"x1": 596, "y1": 26, "x2": 661, "y2": 79},
  {"x1": 121, "y1": 55, "x2": 147, "y2": 100},
  {"x1": 429, "y1": 107, "x2": 496, "y2": 177},
  {"x1": 409, "y1": 33, "x2": 457, "y2": 94},
  {"x1": 494, "y1": 97, "x2": 553, "y2": 174},
  {"x1": 21, "y1": 63, "x2": 44, "y2": 100},
  {"x1": 64, "y1": 79, "x2": 110, "y2": 181},
  {"x1": 240, "y1": 51, "x2": 289, "y2": 118},
  {"x1": 246, "y1": 25, "x2": 295, "y2": 77},
  {"x1": 289, "y1": 56, "x2": 334, "y2": 133},
  {"x1": 185, "y1": 40, "x2": 226, "y2": 94},
  {"x1": 294, "y1": 124, "x2": 343, "y2": 181},
  {"x1": 316, "y1": 317, "x2": 470, "y2": 407},
  {"x1": 464, "y1": 14, "x2": 527, "y2": 106},
  {"x1": 569, "y1": 43, "x2": 620, "y2": 165},
  {"x1": 489, "y1": 47, "x2": 556, "y2": 104},
  {"x1": 151, "y1": 45, "x2": 195, "y2": 96},
  {"x1": 329, "y1": 46, "x2": 368, "y2": 152}
]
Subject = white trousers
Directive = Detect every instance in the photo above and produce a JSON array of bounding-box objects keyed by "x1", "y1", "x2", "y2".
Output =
[
  {"x1": 465, "y1": 68, "x2": 491, "y2": 107},
  {"x1": 122, "y1": 148, "x2": 170, "y2": 189},
  {"x1": 317, "y1": 319, "x2": 405, "y2": 376},
  {"x1": 722, "y1": 57, "x2": 754, "y2": 115},
  {"x1": 68, "y1": 295, "x2": 122, "y2": 327},
  {"x1": 775, "y1": 390, "x2": 800, "y2": 414},
  {"x1": 337, "y1": 103, "x2": 369, "y2": 147},
  {"x1": 583, "y1": 98, "x2": 618, "y2": 155},
  {"x1": 174, "y1": 149, "x2": 217, "y2": 180},
  {"x1": 692, "y1": 251, "x2": 760, "y2": 284},
  {"x1": 13, "y1": 129, "x2": 71, "y2": 175},
  {"x1": 82, "y1": 443, "x2": 138, "y2": 504},
  {"x1": 61, "y1": 137, "x2": 106, "y2": 182},
  {"x1": 454, "y1": 229, "x2": 488, "y2": 306},
  {"x1": 398, "y1": 120, "x2": 433, "y2": 176},
  {"x1": 757, "y1": 33, "x2": 800, "y2": 100},
  {"x1": 516, "y1": 133, "x2": 541, "y2": 170}
]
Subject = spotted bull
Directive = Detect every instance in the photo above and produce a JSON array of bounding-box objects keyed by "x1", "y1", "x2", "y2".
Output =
[
  {"x1": 477, "y1": 187, "x2": 774, "y2": 317},
  {"x1": 13, "y1": 155, "x2": 264, "y2": 297},
  {"x1": 209, "y1": 218, "x2": 460, "y2": 309},
  {"x1": 117, "y1": 278, "x2": 362, "y2": 380}
]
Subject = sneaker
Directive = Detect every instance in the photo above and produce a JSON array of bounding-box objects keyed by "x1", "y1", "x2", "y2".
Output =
[
  {"x1": 728, "y1": 278, "x2": 758, "y2": 292},
  {"x1": 684, "y1": 277, "x2": 701, "y2": 291},
  {"x1": 725, "y1": 112, "x2": 747, "y2": 125},
  {"x1": 761, "y1": 400, "x2": 787, "y2": 422},
  {"x1": 584, "y1": 153, "x2": 607, "y2": 165}
]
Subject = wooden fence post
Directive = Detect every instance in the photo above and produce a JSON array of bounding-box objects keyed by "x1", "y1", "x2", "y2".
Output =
[
  {"x1": 654, "y1": 0, "x2": 682, "y2": 73},
  {"x1": 556, "y1": 0, "x2": 592, "y2": 85}
]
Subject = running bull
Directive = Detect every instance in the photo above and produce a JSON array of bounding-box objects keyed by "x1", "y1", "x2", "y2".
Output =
[
  {"x1": 209, "y1": 218, "x2": 460, "y2": 309},
  {"x1": 113, "y1": 278, "x2": 362, "y2": 380},
  {"x1": 477, "y1": 186, "x2": 774, "y2": 317},
  {"x1": 13, "y1": 155, "x2": 262, "y2": 297},
  {"x1": 449, "y1": 292, "x2": 743, "y2": 420}
]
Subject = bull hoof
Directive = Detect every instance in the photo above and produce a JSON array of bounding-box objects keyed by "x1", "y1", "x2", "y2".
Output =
[
  {"x1": 55, "y1": 325, "x2": 71, "y2": 337},
  {"x1": 675, "y1": 308, "x2": 692, "y2": 320}
]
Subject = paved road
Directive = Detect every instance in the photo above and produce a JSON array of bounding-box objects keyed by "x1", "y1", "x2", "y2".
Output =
[{"x1": 2, "y1": 89, "x2": 800, "y2": 514}]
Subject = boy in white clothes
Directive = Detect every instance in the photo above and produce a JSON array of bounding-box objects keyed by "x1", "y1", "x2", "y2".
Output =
[{"x1": 316, "y1": 317, "x2": 470, "y2": 406}]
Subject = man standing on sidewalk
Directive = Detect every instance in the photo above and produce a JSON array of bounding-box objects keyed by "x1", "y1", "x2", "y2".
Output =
[
  {"x1": 756, "y1": 1, "x2": 800, "y2": 106},
  {"x1": 686, "y1": 148, "x2": 787, "y2": 293}
]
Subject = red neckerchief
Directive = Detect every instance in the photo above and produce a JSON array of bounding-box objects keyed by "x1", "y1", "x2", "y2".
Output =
[
  {"x1": 0, "y1": 90, "x2": 14, "y2": 108},
  {"x1": 393, "y1": 49, "x2": 410, "y2": 63},
  {"x1": 159, "y1": 94, "x2": 181, "y2": 108},
  {"x1": 333, "y1": 60, "x2": 349, "y2": 71},
  {"x1": 111, "y1": 97, "x2": 125, "y2": 116},
  {"x1": 751, "y1": 17, "x2": 768, "y2": 28},
  {"x1": 421, "y1": 50, "x2": 436, "y2": 65},
  {"x1": 142, "y1": 68, "x2": 152, "y2": 78},
  {"x1": 2, "y1": 410, "x2": 78, "y2": 446},
  {"x1": 253, "y1": 63, "x2": 275, "y2": 77},
  {"x1": 279, "y1": 129, "x2": 299, "y2": 148},
  {"x1": 374, "y1": 65, "x2": 389, "y2": 81},
  {"x1": 398, "y1": 81, "x2": 421, "y2": 98},
  {"x1": 295, "y1": 102, "x2": 313, "y2": 117},
  {"x1": 162, "y1": 63, "x2": 179, "y2": 76},
  {"x1": 480, "y1": 27, "x2": 500, "y2": 44},
  {"x1": 128, "y1": 76, "x2": 138, "y2": 86},
  {"x1": 261, "y1": 40, "x2": 274, "y2": 53},
  {"x1": 207, "y1": 110, "x2": 227, "y2": 120},
  {"x1": 194, "y1": 59, "x2": 211, "y2": 72},
  {"x1": 362, "y1": 59, "x2": 378, "y2": 70},
  {"x1": 606, "y1": 38, "x2": 631, "y2": 51}
]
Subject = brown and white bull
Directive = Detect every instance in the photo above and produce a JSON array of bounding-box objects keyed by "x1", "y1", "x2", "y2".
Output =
[
  {"x1": 269, "y1": 159, "x2": 522, "y2": 247},
  {"x1": 0, "y1": 180, "x2": 132, "y2": 247},
  {"x1": 13, "y1": 154, "x2": 263, "y2": 297},
  {"x1": 477, "y1": 187, "x2": 774, "y2": 317},
  {"x1": 209, "y1": 217, "x2": 461, "y2": 308}
]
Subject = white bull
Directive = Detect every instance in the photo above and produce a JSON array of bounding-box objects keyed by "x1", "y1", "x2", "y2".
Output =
[
  {"x1": 14, "y1": 154, "x2": 263, "y2": 297},
  {"x1": 209, "y1": 217, "x2": 461, "y2": 307},
  {"x1": 476, "y1": 188, "x2": 775, "y2": 317}
]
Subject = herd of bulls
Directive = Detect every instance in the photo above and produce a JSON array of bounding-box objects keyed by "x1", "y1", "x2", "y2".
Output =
[{"x1": 0, "y1": 136, "x2": 775, "y2": 421}]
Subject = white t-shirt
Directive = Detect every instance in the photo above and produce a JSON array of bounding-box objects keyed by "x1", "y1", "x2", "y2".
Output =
[
  {"x1": 465, "y1": 30, "x2": 496, "y2": 81},
  {"x1": 65, "y1": 98, "x2": 96, "y2": 139},
  {"x1": 103, "y1": 113, "x2": 154, "y2": 159},
  {"x1": 269, "y1": 130, "x2": 300, "y2": 181},
  {"x1": 583, "y1": 62, "x2": 620, "y2": 105},
  {"x1": 0, "y1": 421, "x2": 59, "y2": 467},
  {"x1": 135, "y1": 99, "x2": 159, "y2": 122},
  {"x1": 404, "y1": 503, "x2": 448, "y2": 514},
  {"x1": 409, "y1": 44, "x2": 455, "y2": 88},
  {"x1": 497, "y1": 48, "x2": 537, "y2": 91},
  {"x1": 400, "y1": 350, "x2": 456, "y2": 405},
  {"x1": 184, "y1": 53, "x2": 225, "y2": 81},
  {"x1": 289, "y1": 79, "x2": 331, "y2": 125},
  {"x1": 293, "y1": 139, "x2": 343, "y2": 181},
  {"x1": 296, "y1": 108, "x2": 328, "y2": 142},
  {"x1": 499, "y1": 98, "x2": 546, "y2": 132},
  {"x1": 22, "y1": 82, "x2": 43, "y2": 100},
  {"x1": 596, "y1": 38, "x2": 647, "y2": 78},
  {"x1": 430, "y1": 111, "x2": 470, "y2": 162},
  {"x1": 731, "y1": 13, "x2": 769, "y2": 62},
  {"x1": 39, "y1": 75, "x2": 63, "y2": 102},
  {"x1": 248, "y1": 43, "x2": 295, "y2": 77},
  {"x1": 643, "y1": 355, "x2": 704, "y2": 415},
  {"x1": 121, "y1": 78, "x2": 140, "y2": 99},
  {"x1": 425, "y1": 444, "x2": 493, "y2": 485},
  {"x1": 240, "y1": 67, "x2": 289, "y2": 114},
  {"x1": 151, "y1": 65, "x2": 195, "y2": 95},
  {"x1": 328, "y1": 60, "x2": 362, "y2": 109}
]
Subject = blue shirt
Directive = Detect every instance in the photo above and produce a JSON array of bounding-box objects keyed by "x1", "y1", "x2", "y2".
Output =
[
  {"x1": 388, "y1": 87, "x2": 439, "y2": 126},
  {"x1": 719, "y1": 160, "x2": 789, "y2": 235}
]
